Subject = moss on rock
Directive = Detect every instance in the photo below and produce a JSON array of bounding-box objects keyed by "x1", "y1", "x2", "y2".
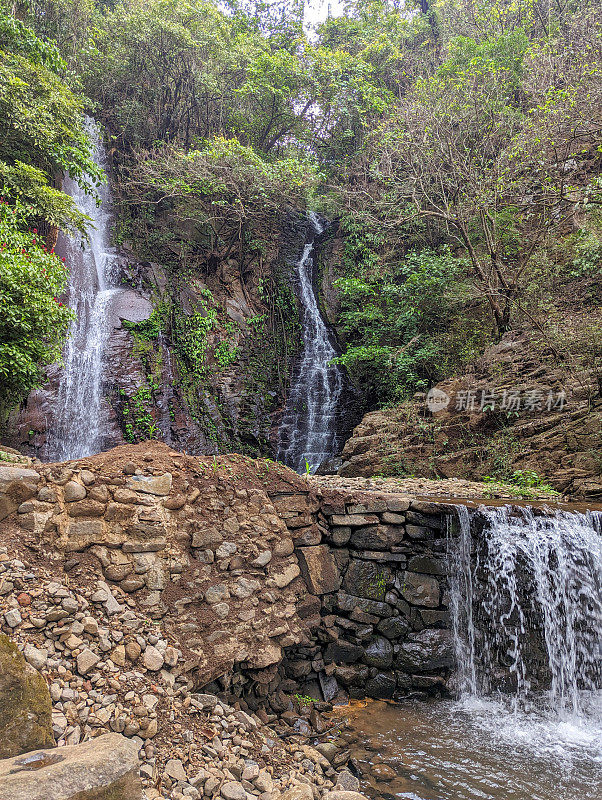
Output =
[{"x1": 0, "y1": 634, "x2": 53, "y2": 758}]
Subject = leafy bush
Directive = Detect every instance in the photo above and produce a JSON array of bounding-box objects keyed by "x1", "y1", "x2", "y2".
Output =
[
  {"x1": 334, "y1": 243, "x2": 458, "y2": 404},
  {"x1": 569, "y1": 228, "x2": 602, "y2": 278},
  {"x1": 0, "y1": 200, "x2": 73, "y2": 416}
]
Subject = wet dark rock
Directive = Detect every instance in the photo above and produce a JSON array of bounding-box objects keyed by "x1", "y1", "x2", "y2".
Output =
[
  {"x1": 343, "y1": 560, "x2": 392, "y2": 601},
  {"x1": 406, "y1": 511, "x2": 444, "y2": 529},
  {"x1": 365, "y1": 672, "x2": 396, "y2": 699},
  {"x1": 319, "y1": 672, "x2": 339, "y2": 702},
  {"x1": 396, "y1": 630, "x2": 454, "y2": 672},
  {"x1": 350, "y1": 525, "x2": 404, "y2": 551},
  {"x1": 334, "y1": 665, "x2": 370, "y2": 687},
  {"x1": 400, "y1": 571, "x2": 440, "y2": 608},
  {"x1": 377, "y1": 616, "x2": 410, "y2": 640},
  {"x1": 407, "y1": 555, "x2": 446, "y2": 575},
  {"x1": 363, "y1": 637, "x2": 394, "y2": 669},
  {"x1": 324, "y1": 640, "x2": 364, "y2": 664},
  {"x1": 420, "y1": 610, "x2": 450, "y2": 627},
  {"x1": 411, "y1": 674, "x2": 447, "y2": 692},
  {"x1": 337, "y1": 592, "x2": 392, "y2": 618},
  {"x1": 328, "y1": 526, "x2": 351, "y2": 546}
]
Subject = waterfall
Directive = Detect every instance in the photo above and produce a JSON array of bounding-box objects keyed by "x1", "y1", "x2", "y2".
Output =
[
  {"x1": 47, "y1": 118, "x2": 122, "y2": 461},
  {"x1": 449, "y1": 505, "x2": 602, "y2": 722},
  {"x1": 277, "y1": 213, "x2": 346, "y2": 473}
]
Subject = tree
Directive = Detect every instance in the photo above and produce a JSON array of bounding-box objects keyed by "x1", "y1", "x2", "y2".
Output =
[
  {"x1": 126, "y1": 137, "x2": 322, "y2": 268},
  {"x1": 345, "y1": 26, "x2": 602, "y2": 333},
  {"x1": 0, "y1": 11, "x2": 102, "y2": 238},
  {"x1": 0, "y1": 201, "x2": 73, "y2": 418}
]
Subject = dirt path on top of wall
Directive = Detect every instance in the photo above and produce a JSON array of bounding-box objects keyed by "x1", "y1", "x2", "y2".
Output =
[{"x1": 310, "y1": 474, "x2": 565, "y2": 502}]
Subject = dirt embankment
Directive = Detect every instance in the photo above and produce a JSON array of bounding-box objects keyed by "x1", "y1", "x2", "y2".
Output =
[{"x1": 340, "y1": 327, "x2": 602, "y2": 500}]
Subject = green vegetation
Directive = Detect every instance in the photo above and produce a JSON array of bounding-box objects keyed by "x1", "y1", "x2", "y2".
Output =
[
  {"x1": 2, "y1": 0, "x2": 602, "y2": 459},
  {"x1": 483, "y1": 471, "x2": 560, "y2": 500},
  {"x1": 0, "y1": 201, "x2": 73, "y2": 419},
  {"x1": 0, "y1": 9, "x2": 101, "y2": 234}
]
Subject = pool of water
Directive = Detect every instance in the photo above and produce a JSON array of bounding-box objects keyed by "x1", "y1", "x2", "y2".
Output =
[{"x1": 334, "y1": 696, "x2": 602, "y2": 800}]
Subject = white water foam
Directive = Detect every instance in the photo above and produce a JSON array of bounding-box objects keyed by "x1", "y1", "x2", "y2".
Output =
[{"x1": 448, "y1": 505, "x2": 602, "y2": 765}]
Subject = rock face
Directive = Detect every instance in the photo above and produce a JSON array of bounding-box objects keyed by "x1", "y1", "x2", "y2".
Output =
[
  {"x1": 2, "y1": 215, "x2": 356, "y2": 465},
  {"x1": 0, "y1": 634, "x2": 53, "y2": 758},
  {"x1": 339, "y1": 329, "x2": 602, "y2": 499},
  {"x1": 0, "y1": 732, "x2": 141, "y2": 800}
]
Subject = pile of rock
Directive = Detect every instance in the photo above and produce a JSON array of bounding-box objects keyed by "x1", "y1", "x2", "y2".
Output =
[{"x1": 0, "y1": 547, "x2": 368, "y2": 799}]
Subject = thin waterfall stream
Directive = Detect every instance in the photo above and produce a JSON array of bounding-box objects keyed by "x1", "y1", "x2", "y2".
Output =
[
  {"x1": 47, "y1": 118, "x2": 123, "y2": 461},
  {"x1": 277, "y1": 213, "x2": 347, "y2": 473}
]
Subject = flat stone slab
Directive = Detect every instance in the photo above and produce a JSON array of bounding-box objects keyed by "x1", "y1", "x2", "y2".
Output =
[
  {"x1": 297, "y1": 545, "x2": 341, "y2": 595},
  {"x1": 111, "y1": 289, "x2": 153, "y2": 324},
  {"x1": 0, "y1": 732, "x2": 141, "y2": 800},
  {"x1": 126, "y1": 473, "x2": 172, "y2": 496}
]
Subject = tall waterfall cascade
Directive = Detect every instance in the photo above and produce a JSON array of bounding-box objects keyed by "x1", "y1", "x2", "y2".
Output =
[
  {"x1": 449, "y1": 505, "x2": 602, "y2": 727},
  {"x1": 47, "y1": 118, "x2": 123, "y2": 461},
  {"x1": 277, "y1": 213, "x2": 347, "y2": 473}
]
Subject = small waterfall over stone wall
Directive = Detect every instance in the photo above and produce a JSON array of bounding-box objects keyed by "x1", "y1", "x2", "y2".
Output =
[
  {"x1": 47, "y1": 118, "x2": 123, "y2": 461},
  {"x1": 277, "y1": 213, "x2": 349, "y2": 473},
  {"x1": 449, "y1": 505, "x2": 602, "y2": 721}
]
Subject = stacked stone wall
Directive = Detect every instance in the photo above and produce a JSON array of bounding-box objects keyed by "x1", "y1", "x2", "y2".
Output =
[
  {"x1": 271, "y1": 490, "x2": 455, "y2": 702},
  {"x1": 1, "y1": 451, "x2": 455, "y2": 707}
]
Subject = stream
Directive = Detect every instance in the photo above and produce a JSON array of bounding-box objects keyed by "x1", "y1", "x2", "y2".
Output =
[{"x1": 336, "y1": 696, "x2": 602, "y2": 800}]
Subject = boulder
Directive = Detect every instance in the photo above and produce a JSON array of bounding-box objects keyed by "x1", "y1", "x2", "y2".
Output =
[
  {"x1": 0, "y1": 732, "x2": 141, "y2": 800},
  {"x1": 0, "y1": 634, "x2": 53, "y2": 758},
  {"x1": 297, "y1": 545, "x2": 341, "y2": 595},
  {"x1": 396, "y1": 629, "x2": 454, "y2": 672},
  {"x1": 0, "y1": 466, "x2": 40, "y2": 521},
  {"x1": 400, "y1": 571, "x2": 440, "y2": 607},
  {"x1": 63, "y1": 481, "x2": 86, "y2": 502},
  {"x1": 363, "y1": 636, "x2": 393, "y2": 668}
]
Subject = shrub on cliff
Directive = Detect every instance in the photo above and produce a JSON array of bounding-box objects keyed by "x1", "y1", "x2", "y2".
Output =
[{"x1": 0, "y1": 201, "x2": 73, "y2": 419}]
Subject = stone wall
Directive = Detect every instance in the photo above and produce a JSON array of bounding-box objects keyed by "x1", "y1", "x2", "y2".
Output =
[
  {"x1": 272, "y1": 490, "x2": 454, "y2": 703},
  {"x1": 0, "y1": 444, "x2": 456, "y2": 709}
]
